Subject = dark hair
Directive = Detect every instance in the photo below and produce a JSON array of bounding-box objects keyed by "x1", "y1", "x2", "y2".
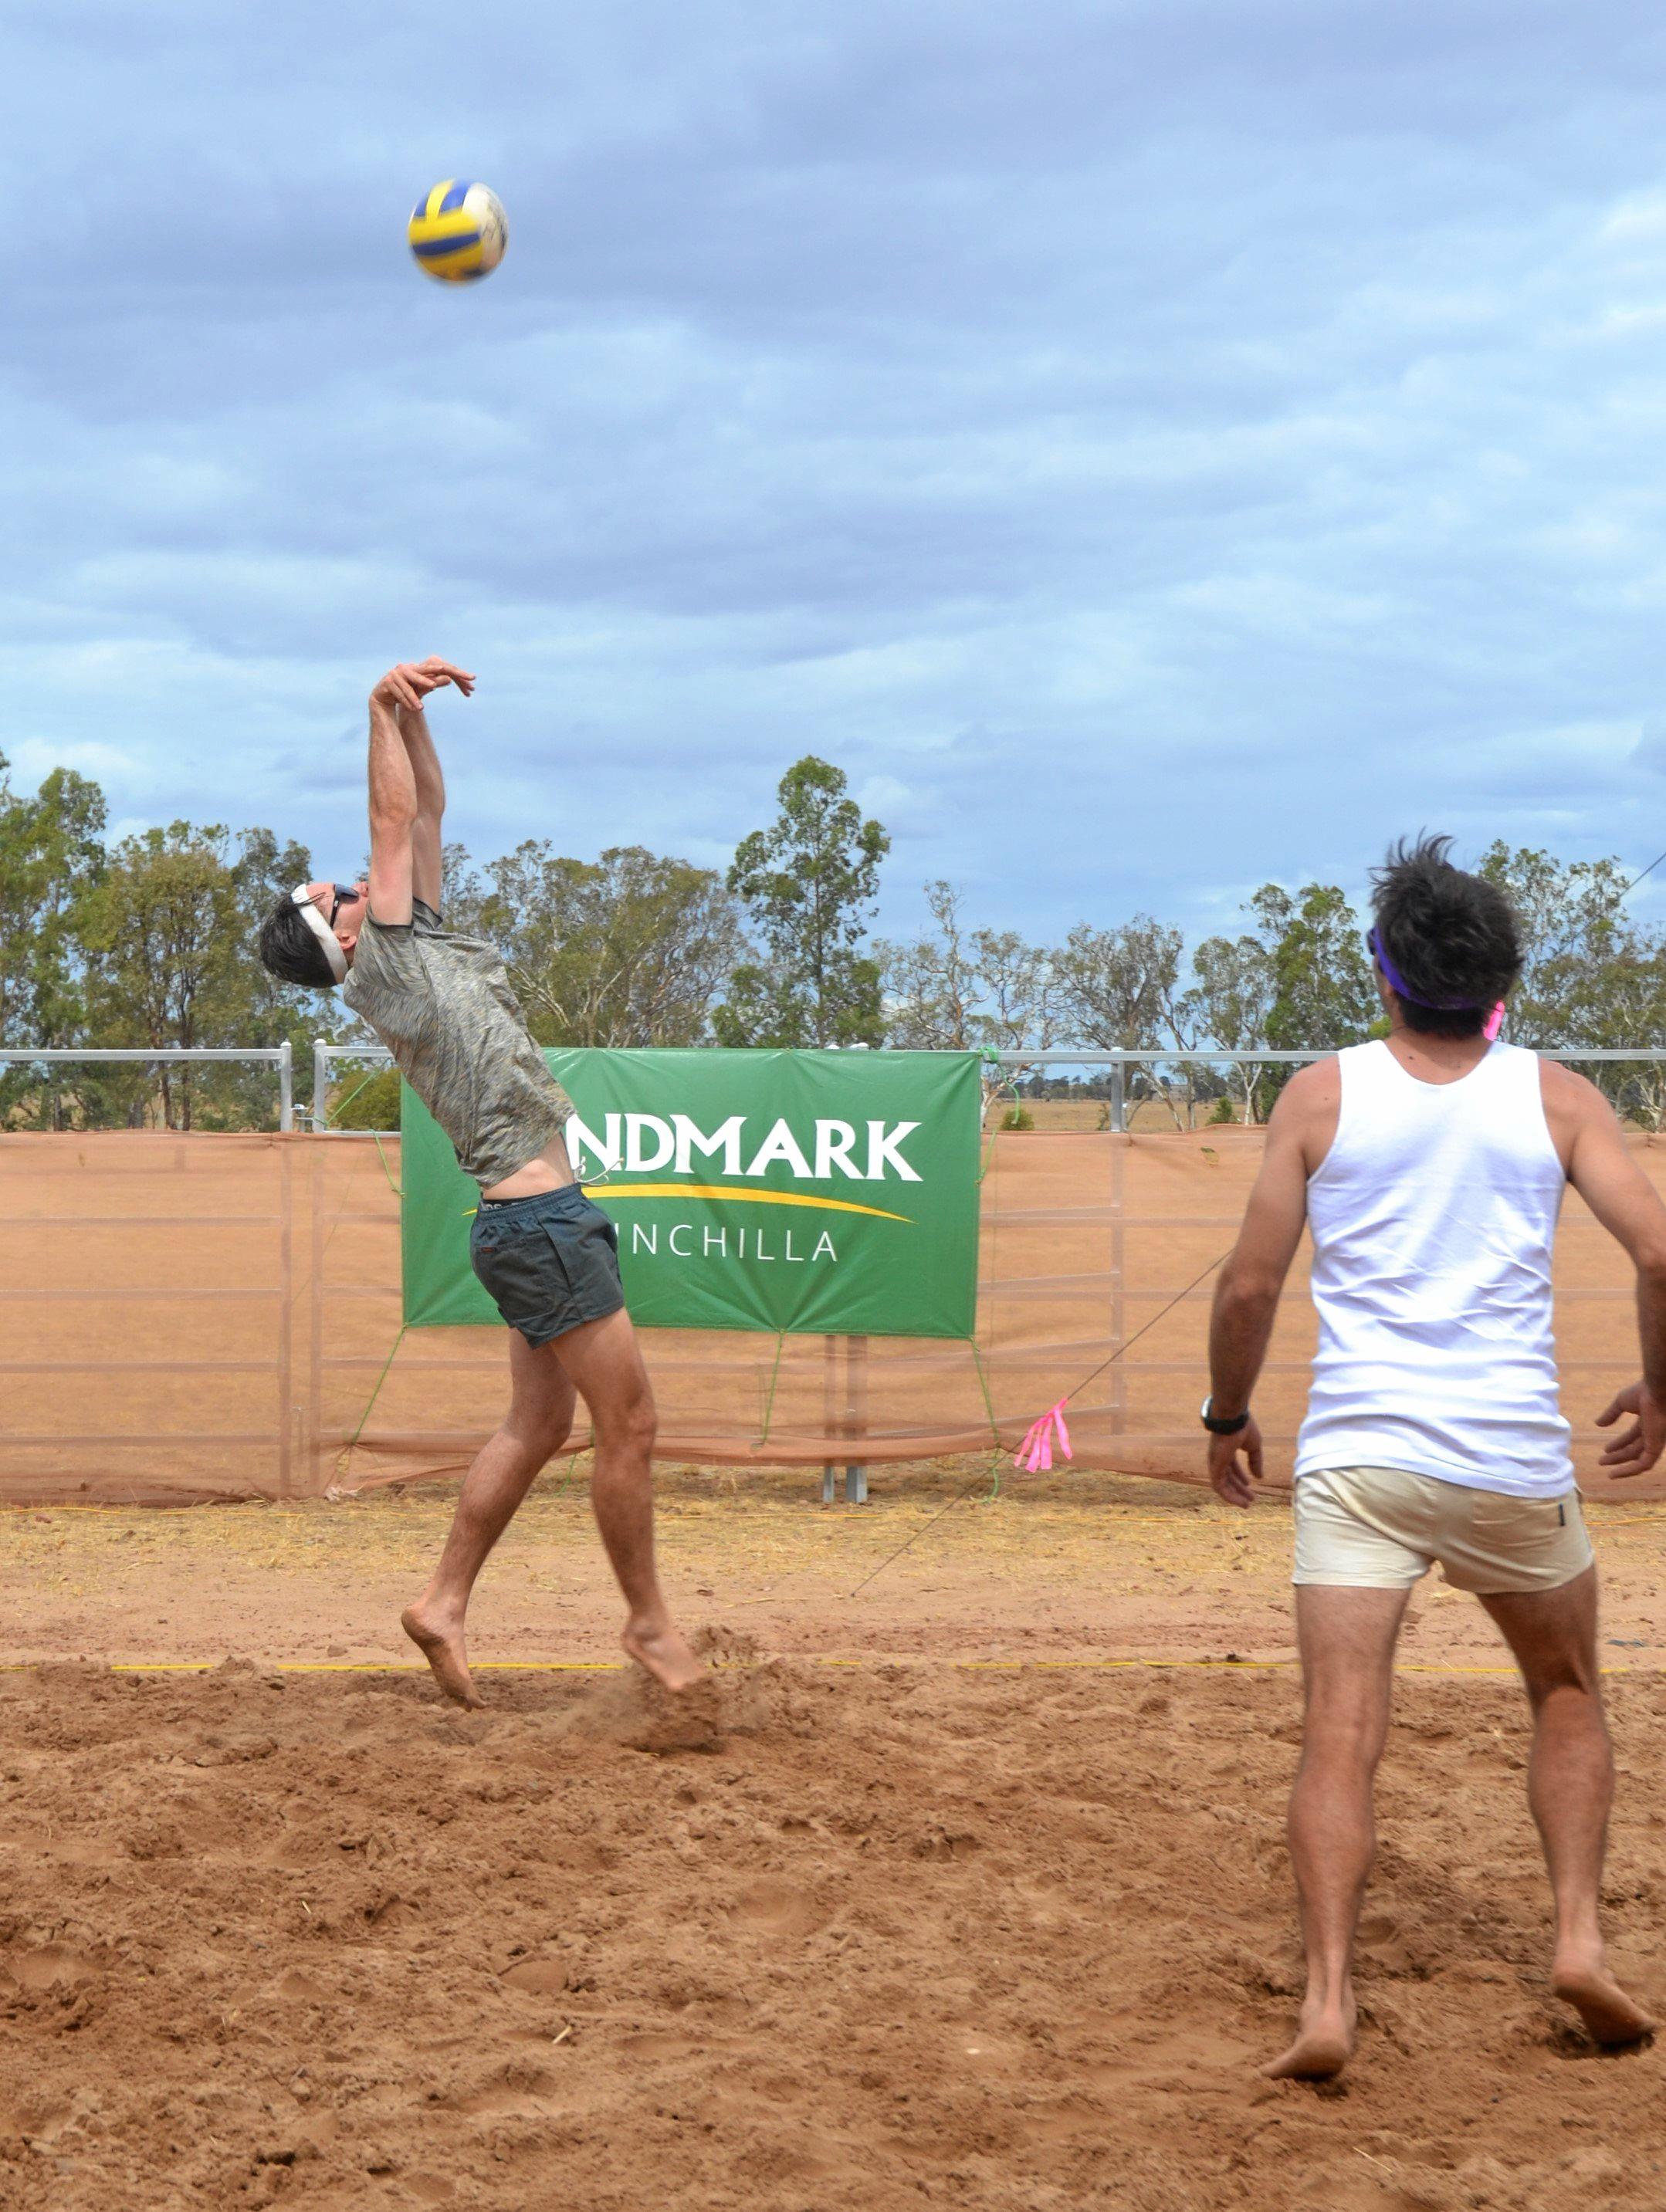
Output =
[
  {"x1": 257, "y1": 895, "x2": 338, "y2": 988},
  {"x1": 1370, "y1": 834, "x2": 1522, "y2": 1037}
]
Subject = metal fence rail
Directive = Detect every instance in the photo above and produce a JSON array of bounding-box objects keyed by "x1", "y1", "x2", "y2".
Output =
[
  {"x1": 314, "y1": 1041, "x2": 1666, "y2": 1135},
  {"x1": 0, "y1": 1046, "x2": 295, "y2": 1131},
  {"x1": 312, "y1": 1040, "x2": 392, "y2": 1131},
  {"x1": 987, "y1": 1046, "x2": 1666, "y2": 1131},
  {"x1": 5, "y1": 1040, "x2": 1664, "y2": 1141}
]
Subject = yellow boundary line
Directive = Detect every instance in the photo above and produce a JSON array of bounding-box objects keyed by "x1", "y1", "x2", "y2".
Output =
[
  {"x1": 8, "y1": 1503, "x2": 1666, "y2": 1524},
  {"x1": 0, "y1": 1655, "x2": 1647, "y2": 1679}
]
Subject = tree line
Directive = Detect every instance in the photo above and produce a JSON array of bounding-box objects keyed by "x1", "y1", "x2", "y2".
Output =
[
  {"x1": 2, "y1": 746, "x2": 1661, "y2": 1131},
  {"x1": 882, "y1": 861, "x2": 1666, "y2": 1127}
]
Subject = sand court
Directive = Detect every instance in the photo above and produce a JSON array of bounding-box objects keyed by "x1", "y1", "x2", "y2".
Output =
[
  {"x1": 4, "y1": 1654, "x2": 1665, "y2": 2212},
  {"x1": 5, "y1": 1479, "x2": 1666, "y2": 2210}
]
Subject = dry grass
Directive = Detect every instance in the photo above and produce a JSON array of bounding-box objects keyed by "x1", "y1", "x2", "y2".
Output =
[{"x1": 8, "y1": 1464, "x2": 1666, "y2": 1673}]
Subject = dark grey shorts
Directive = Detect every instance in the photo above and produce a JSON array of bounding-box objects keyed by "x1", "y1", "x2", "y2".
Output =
[{"x1": 469, "y1": 1185, "x2": 625, "y2": 1348}]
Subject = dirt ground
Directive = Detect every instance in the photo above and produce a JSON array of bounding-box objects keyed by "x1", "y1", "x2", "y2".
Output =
[
  {"x1": 10, "y1": 1461, "x2": 1666, "y2": 1672},
  {"x1": 7, "y1": 1467, "x2": 1666, "y2": 2210}
]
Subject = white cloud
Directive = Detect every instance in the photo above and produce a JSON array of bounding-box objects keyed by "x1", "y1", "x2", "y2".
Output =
[
  {"x1": 858, "y1": 773, "x2": 912, "y2": 816},
  {"x1": 7, "y1": 737, "x2": 133, "y2": 786},
  {"x1": 7, "y1": 0, "x2": 1666, "y2": 950}
]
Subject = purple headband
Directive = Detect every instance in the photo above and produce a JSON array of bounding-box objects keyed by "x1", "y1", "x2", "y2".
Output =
[
  {"x1": 1366, "y1": 928, "x2": 1505, "y2": 1042},
  {"x1": 1365, "y1": 928, "x2": 1474, "y2": 1010}
]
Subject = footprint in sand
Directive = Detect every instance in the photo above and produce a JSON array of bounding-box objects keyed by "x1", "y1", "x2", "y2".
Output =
[
  {"x1": 499, "y1": 1958, "x2": 569, "y2": 1996},
  {"x1": 730, "y1": 1878, "x2": 829, "y2": 1940},
  {"x1": 4, "y1": 1943, "x2": 95, "y2": 1991},
  {"x1": 557, "y1": 1637, "x2": 805, "y2": 1756},
  {"x1": 559, "y1": 1670, "x2": 729, "y2": 1755},
  {"x1": 274, "y1": 1969, "x2": 328, "y2": 2004}
]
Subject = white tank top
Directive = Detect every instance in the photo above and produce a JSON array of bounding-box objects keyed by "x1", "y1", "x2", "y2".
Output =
[{"x1": 1294, "y1": 1039, "x2": 1573, "y2": 1498}]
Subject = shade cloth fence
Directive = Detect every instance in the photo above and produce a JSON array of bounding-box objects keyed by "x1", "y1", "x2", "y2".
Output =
[{"x1": 2, "y1": 1125, "x2": 1664, "y2": 1507}]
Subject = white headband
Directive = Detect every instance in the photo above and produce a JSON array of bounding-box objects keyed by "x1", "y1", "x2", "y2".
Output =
[{"x1": 291, "y1": 884, "x2": 348, "y2": 984}]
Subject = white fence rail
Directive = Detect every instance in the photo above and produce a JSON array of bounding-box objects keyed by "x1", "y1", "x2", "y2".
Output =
[
  {"x1": 989, "y1": 1046, "x2": 1666, "y2": 1131},
  {"x1": 0, "y1": 1046, "x2": 295, "y2": 1131},
  {"x1": 310, "y1": 1042, "x2": 1666, "y2": 1136},
  {"x1": 4, "y1": 1040, "x2": 1664, "y2": 1141}
]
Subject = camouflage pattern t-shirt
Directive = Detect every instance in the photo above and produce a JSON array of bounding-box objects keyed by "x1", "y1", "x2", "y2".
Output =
[{"x1": 342, "y1": 899, "x2": 573, "y2": 1189}]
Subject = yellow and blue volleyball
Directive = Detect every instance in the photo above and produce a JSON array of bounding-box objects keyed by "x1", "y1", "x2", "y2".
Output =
[{"x1": 407, "y1": 181, "x2": 508, "y2": 284}]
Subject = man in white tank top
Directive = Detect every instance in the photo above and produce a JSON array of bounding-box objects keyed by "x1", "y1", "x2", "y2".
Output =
[{"x1": 1204, "y1": 836, "x2": 1666, "y2": 2081}]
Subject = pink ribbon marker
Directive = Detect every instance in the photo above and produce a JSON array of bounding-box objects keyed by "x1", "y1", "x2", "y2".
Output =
[
  {"x1": 1483, "y1": 1001, "x2": 1505, "y2": 1042},
  {"x1": 1014, "y1": 1398, "x2": 1073, "y2": 1473}
]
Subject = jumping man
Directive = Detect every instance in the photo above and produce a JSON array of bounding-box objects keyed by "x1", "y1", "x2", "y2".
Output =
[
  {"x1": 1205, "y1": 835, "x2": 1661, "y2": 2078},
  {"x1": 258, "y1": 658, "x2": 703, "y2": 1706}
]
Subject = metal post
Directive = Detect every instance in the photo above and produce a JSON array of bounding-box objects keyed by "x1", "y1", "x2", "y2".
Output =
[
  {"x1": 309, "y1": 1136, "x2": 327, "y2": 1496},
  {"x1": 822, "y1": 1334, "x2": 838, "y2": 1504},
  {"x1": 313, "y1": 1040, "x2": 330, "y2": 1131},
  {"x1": 1109, "y1": 1056, "x2": 1126, "y2": 1135},
  {"x1": 276, "y1": 1142, "x2": 294, "y2": 1495},
  {"x1": 845, "y1": 1334, "x2": 869, "y2": 1504},
  {"x1": 1109, "y1": 1118, "x2": 1126, "y2": 1436},
  {"x1": 277, "y1": 1041, "x2": 293, "y2": 1133}
]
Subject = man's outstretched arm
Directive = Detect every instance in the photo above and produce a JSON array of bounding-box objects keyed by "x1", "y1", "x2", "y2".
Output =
[
  {"x1": 396, "y1": 704, "x2": 445, "y2": 913},
  {"x1": 364, "y1": 658, "x2": 474, "y2": 926},
  {"x1": 1205, "y1": 1061, "x2": 1332, "y2": 1506},
  {"x1": 393, "y1": 655, "x2": 472, "y2": 912},
  {"x1": 366, "y1": 671, "x2": 419, "y2": 927},
  {"x1": 1550, "y1": 1065, "x2": 1666, "y2": 1478}
]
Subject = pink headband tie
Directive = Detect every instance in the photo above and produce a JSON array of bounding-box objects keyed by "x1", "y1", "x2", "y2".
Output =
[{"x1": 1368, "y1": 928, "x2": 1504, "y2": 1042}]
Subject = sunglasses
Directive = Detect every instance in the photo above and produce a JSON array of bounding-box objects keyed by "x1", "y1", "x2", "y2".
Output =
[{"x1": 325, "y1": 884, "x2": 364, "y2": 928}]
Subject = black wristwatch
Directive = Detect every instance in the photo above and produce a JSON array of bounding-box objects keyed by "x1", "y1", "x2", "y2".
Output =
[{"x1": 1200, "y1": 1395, "x2": 1251, "y2": 1437}]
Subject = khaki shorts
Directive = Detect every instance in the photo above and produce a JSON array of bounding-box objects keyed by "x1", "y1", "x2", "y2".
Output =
[{"x1": 1293, "y1": 1465, "x2": 1593, "y2": 1595}]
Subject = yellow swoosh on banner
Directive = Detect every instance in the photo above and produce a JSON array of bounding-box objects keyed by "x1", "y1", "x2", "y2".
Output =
[{"x1": 583, "y1": 1182, "x2": 914, "y2": 1223}]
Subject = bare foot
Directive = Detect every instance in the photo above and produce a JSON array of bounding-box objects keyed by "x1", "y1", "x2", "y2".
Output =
[
  {"x1": 621, "y1": 1616, "x2": 706, "y2": 1693},
  {"x1": 1553, "y1": 1958, "x2": 1657, "y2": 2048},
  {"x1": 1261, "y1": 1996, "x2": 1356, "y2": 2081},
  {"x1": 401, "y1": 1602, "x2": 482, "y2": 1710}
]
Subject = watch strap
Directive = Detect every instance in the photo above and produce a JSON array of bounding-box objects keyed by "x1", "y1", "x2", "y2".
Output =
[{"x1": 1200, "y1": 1395, "x2": 1251, "y2": 1436}]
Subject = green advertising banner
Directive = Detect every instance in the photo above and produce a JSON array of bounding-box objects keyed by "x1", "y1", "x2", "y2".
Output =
[{"x1": 401, "y1": 1047, "x2": 982, "y2": 1339}]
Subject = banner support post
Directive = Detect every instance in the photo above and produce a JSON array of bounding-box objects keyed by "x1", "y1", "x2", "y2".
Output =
[
  {"x1": 845, "y1": 1334, "x2": 869, "y2": 1503},
  {"x1": 822, "y1": 1334, "x2": 839, "y2": 1505}
]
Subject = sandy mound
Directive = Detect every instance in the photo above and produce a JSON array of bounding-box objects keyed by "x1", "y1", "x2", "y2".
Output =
[{"x1": 1, "y1": 1657, "x2": 1662, "y2": 2209}]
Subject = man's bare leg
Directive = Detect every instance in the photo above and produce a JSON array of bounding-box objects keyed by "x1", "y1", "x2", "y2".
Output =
[
  {"x1": 1481, "y1": 1566, "x2": 1654, "y2": 2048},
  {"x1": 402, "y1": 1331, "x2": 575, "y2": 1707},
  {"x1": 1264, "y1": 1583, "x2": 1410, "y2": 2081},
  {"x1": 551, "y1": 1307, "x2": 705, "y2": 1694}
]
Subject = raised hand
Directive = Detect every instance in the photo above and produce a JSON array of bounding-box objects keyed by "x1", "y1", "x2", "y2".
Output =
[
  {"x1": 412, "y1": 655, "x2": 476, "y2": 698},
  {"x1": 371, "y1": 658, "x2": 476, "y2": 714}
]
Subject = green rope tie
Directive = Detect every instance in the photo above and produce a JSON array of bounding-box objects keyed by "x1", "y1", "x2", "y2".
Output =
[
  {"x1": 321, "y1": 1066, "x2": 383, "y2": 1128},
  {"x1": 754, "y1": 1330, "x2": 789, "y2": 1445},
  {"x1": 335, "y1": 1322, "x2": 408, "y2": 1483},
  {"x1": 965, "y1": 1337, "x2": 1004, "y2": 1499},
  {"x1": 371, "y1": 1133, "x2": 402, "y2": 1199},
  {"x1": 547, "y1": 1448, "x2": 583, "y2": 1504}
]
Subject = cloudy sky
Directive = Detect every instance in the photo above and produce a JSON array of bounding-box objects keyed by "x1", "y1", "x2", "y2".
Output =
[{"x1": 8, "y1": 0, "x2": 1666, "y2": 951}]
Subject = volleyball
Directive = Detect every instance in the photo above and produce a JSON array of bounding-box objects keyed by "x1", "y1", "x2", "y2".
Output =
[{"x1": 407, "y1": 181, "x2": 508, "y2": 284}]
